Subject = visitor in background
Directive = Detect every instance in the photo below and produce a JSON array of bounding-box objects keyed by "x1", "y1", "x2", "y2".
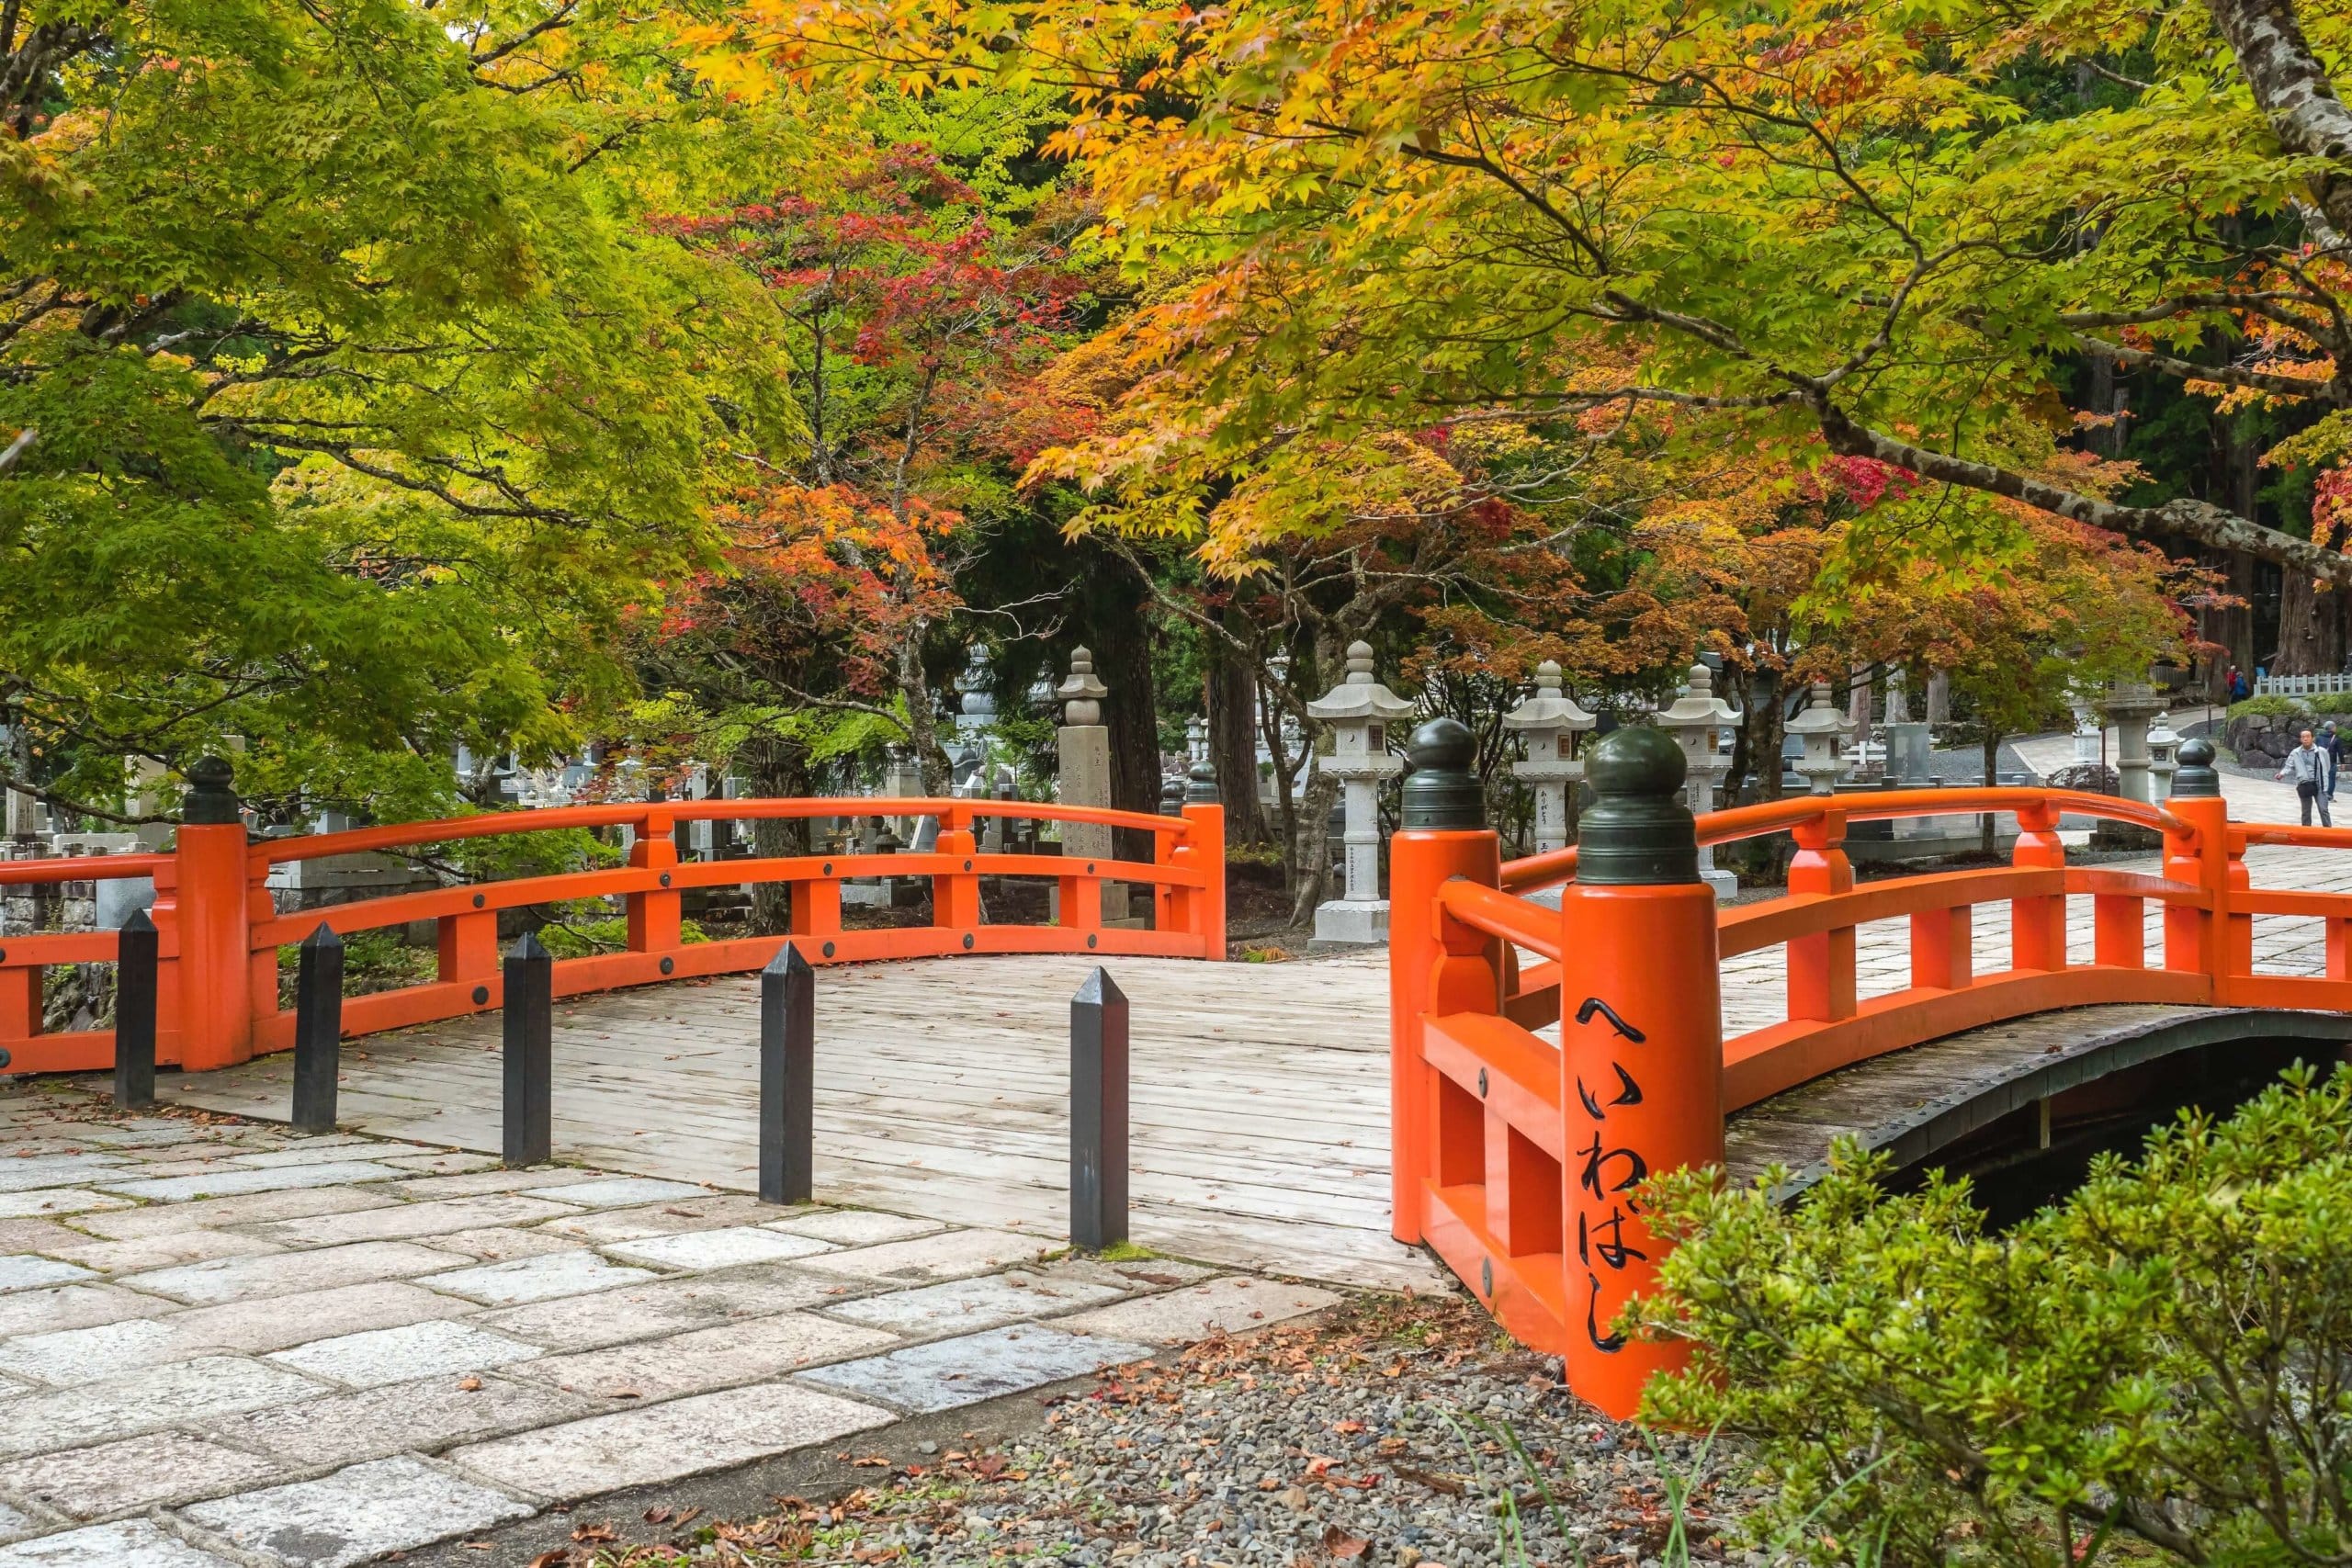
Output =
[
  {"x1": 2228, "y1": 666, "x2": 2249, "y2": 701},
  {"x1": 2327, "y1": 721, "x2": 2345, "y2": 802},
  {"x1": 2279, "y1": 728, "x2": 2335, "y2": 827}
]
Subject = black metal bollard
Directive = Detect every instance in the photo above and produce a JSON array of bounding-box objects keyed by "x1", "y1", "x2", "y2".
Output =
[
  {"x1": 759, "y1": 942, "x2": 814, "y2": 1205},
  {"x1": 1070, "y1": 966, "x2": 1129, "y2": 1251},
  {"x1": 291, "y1": 923, "x2": 344, "y2": 1134},
  {"x1": 503, "y1": 931, "x2": 553, "y2": 1168},
  {"x1": 113, "y1": 909, "x2": 159, "y2": 1111}
]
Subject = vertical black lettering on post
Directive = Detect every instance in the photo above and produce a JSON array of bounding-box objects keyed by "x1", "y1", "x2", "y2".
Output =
[
  {"x1": 502, "y1": 931, "x2": 552, "y2": 1168},
  {"x1": 759, "y1": 942, "x2": 814, "y2": 1205},
  {"x1": 113, "y1": 909, "x2": 159, "y2": 1111},
  {"x1": 1070, "y1": 966, "x2": 1129, "y2": 1251},
  {"x1": 290, "y1": 923, "x2": 345, "y2": 1134},
  {"x1": 1570, "y1": 996, "x2": 1653, "y2": 1356}
]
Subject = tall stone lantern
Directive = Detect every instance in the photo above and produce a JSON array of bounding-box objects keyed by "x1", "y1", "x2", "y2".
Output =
[
  {"x1": 1306, "y1": 641, "x2": 1416, "y2": 944},
  {"x1": 1657, "y1": 662, "x2": 1742, "y2": 900},
  {"x1": 1785, "y1": 681, "x2": 1855, "y2": 795},
  {"x1": 1502, "y1": 660, "x2": 1595, "y2": 854}
]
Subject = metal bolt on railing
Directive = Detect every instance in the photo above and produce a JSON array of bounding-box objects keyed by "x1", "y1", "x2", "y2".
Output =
[
  {"x1": 291, "y1": 923, "x2": 344, "y2": 1134},
  {"x1": 503, "y1": 931, "x2": 552, "y2": 1168}
]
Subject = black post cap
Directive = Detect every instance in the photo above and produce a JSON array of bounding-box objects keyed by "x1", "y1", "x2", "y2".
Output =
[
  {"x1": 1400, "y1": 717, "x2": 1485, "y2": 830},
  {"x1": 1183, "y1": 760, "x2": 1219, "y2": 805},
  {"x1": 1576, "y1": 725, "x2": 1700, "y2": 886},
  {"x1": 507, "y1": 930, "x2": 549, "y2": 963},
  {"x1": 2172, "y1": 737, "x2": 2220, "y2": 798},
  {"x1": 766, "y1": 941, "x2": 811, "y2": 976},
  {"x1": 180, "y1": 757, "x2": 241, "y2": 826},
  {"x1": 300, "y1": 921, "x2": 342, "y2": 953}
]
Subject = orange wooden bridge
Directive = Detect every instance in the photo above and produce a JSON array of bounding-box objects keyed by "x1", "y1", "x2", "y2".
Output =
[
  {"x1": 0, "y1": 760, "x2": 1223, "y2": 1076},
  {"x1": 1387, "y1": 723, "x2": 2352, "y2": 1418}
]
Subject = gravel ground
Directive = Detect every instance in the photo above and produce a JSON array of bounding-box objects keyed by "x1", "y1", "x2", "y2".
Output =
[{"x1": 553, "y1": 1293, "x2": 1770, "y2": 1568}]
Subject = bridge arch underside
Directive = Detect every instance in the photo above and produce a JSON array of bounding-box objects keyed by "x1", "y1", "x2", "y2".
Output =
[{"x1": 1724, "y1": 1005, "x2": 2352, "y2": 1215}]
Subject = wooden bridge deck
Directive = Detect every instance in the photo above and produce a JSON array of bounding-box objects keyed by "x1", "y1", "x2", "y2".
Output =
[{"x1": 162, "y1": 843, "x2": 2352, "y2": 1289}]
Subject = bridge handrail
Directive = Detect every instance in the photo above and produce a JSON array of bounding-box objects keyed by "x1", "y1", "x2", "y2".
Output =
[
  {"x1": 0, "y1": 853, "x2": 171, "y2": 886},
  {"x1": 248, "y1": 796, "x2": 1191, "y2": 867},
  {"x1": 1498, "y1": 787, "x2": 2196, "y2": 893}
]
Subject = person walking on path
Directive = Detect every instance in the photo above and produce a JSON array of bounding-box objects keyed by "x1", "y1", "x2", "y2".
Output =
[{"x1": 2278, "y1": 728, "x2": 2335, "y2": 827}]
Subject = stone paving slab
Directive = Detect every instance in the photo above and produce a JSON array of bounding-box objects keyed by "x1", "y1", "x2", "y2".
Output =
[
  {"x1": 122, "y1": 1240, "x2": 462, "y2": 1304},
  {"x1": 0, "y1": 1190, "x2": 129, "y2": 1218},
  {"x1": 448, "y1": 1382, "x2": 891, "y2": 1501},
  {"x1": 422, "y1": 1250, "x2": 659, "y2": 1306},
  {"x1": 526, "y1": 1177, "x2": 707, "y2": 1209},
  {"x1": 379, "y1": 1168, "x2": 604, "y2": 1200},
  {"x1": 0, "y1": 1282, "x2": 479, "y2": 1384},
  {"x1": 41, "y1": 1229, "x2": 281, "y2": 1275},
  {"x1": 824, "y1": 1270, "x2": 1126, "y2": 1335},
  {"x1": 266, "y1": 1320, "x2": 542, "y2": 1390},
  {"x1": 0, "y1": 1503, "x2": 40, "y2": 1546},
  {"x1": 96, "y1": 1161, "x2": 412, "y2": 1203},
  {"x1": 796, "y1": 1325, "x2": 1157, "y2": 1414},
  {"x1": 424, "y1": 1225, "x2": 582, "y2": 1263},
  {"x1": 0, "y1": 1357, "x2": 325, "y2": 1457},
  {"x1": 0, "y1": 1156, "x2": 130, "y2": 1194},
  {"x1": 535, "y1": 1192, "x2": 779, "y2": 1244},
  {"x1": 69, "y1": 1185, "x2": 393, "y2": 1240},
  {"x1": 0, "y1": 1283, "x2": 171, "y2": 1337},
  {"x1": 764, "y1": 1209, "x2": 944, "y2": 1246},
  {"x1": 472, "y1": 1267, "x2": 850, "y2": 1351},
  {"x1": 798, "y1": 1228, "x2": 1056, "y2": 1284},
  {"x1": 0, "y1": 1520, "x2": 236, "y2": 1566},
  {"x1": 1055, "y1": 1275, "x2": 1344, "y2": 1342},
  {"x1": 0, "y1": 1258, "x2": 92, "y2": 1293},
  {"x1": 602, "y1": 1225, "x2": 833, "y2": 1271},
  {"x1": 205, "y1": 1374, "x2": 599, "y2": 1468},
  {"x1": 182, "y1": 1455, "x2": 533, "y2": 1568},
  {"x1": 511, "y1": 1313, "x2": 899, "y2": 1403},
  {"x1": 0, "y1": 1429, "x2": 288, "y2": 1517},
  {"x1": 243, "y1": 1193, "x2": 582, "y2": 1247}
]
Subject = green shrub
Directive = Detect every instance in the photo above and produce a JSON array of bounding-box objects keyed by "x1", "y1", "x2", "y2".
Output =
[
  {"x1": 2227, "y1": 694, "x2": 2308, "y2": 720},
  {"x1": 1635, "y1": 1064, "x2": 2352, "y2": 1568},
  {"x1": 536, "y1": 913, "x2": 707, "y2": 958}
]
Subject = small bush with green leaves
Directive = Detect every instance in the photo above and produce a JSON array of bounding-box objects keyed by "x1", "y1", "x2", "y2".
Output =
[
  {"x1": 1634, "y1": 1064, "x2": 2352, "y2": 1568},
  {"x1": 535, "y1": 910, "x2": 708, "y2": 959},
  {"x1": 2227, "y1": 694, "x2": 2308, "y2": 720}
]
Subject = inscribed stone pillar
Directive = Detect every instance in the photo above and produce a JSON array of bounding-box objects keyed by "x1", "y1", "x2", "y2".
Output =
[{"x1": 1503, "y1": 660, "x2": 1596, "y2": 853}]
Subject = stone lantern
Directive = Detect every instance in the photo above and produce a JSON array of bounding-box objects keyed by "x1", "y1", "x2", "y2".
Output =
[
  {"x1": 1656, "y1": 662, "x2": 1742, "y2": 900},
  {"x1": 1185, "y1": 716, "x2": 1210, "y2": 770},
  {"x1": 1502, "y1": 660, "x2": 1595, "y2": 854},
  {"x1": 1785, "y1": 681, "x2": 1856, "y2": 796},
  {"x1": 2148, "y1": 709, "x2": 2181, "y2": 803},
  {"x1": 1306, "y1": 641, "x2": 1416, "y2": 943},
  {"x1": 2104, "y1": 677, "x2": 2165, "y2": 804}
]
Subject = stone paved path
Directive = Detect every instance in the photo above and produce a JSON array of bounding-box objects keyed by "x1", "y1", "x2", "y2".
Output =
[{"x1": 0, "y1": 1090, "x2": 1340, "y2": 1566}]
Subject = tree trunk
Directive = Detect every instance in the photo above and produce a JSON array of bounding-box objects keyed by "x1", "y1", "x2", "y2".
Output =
[
  {"x1": 741, "y1": 733, "x2": 812, "y2": 937},
  {"x1": 1207, "y1": 631, "x2": 1272, "y2": 844},
  {"x1": 1087, "y1": 596, "x2": 1163, "y2": 865},
  {"x1": 1287, "y1": 762, "x2": 1342, "y2": 925},
  {"x1": 2276, "y1": 568, "x2": 2345, "y2": 675},
  {"x1": 1733, "y1": 667, "x2": 1787, "y2": 804},
  {"x1": 1980, "y1": 730, "x2": 2000, "y2": 857}
]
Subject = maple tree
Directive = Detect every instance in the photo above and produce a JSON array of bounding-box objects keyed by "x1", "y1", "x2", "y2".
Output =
[
  {"x1": 644, "y1": 129, "x2": 1092, "y2": 800},
  {"x1": 1, "y1": 0, "x2": 796, "y2": 820},
  {"x1": 705, "y1": 0, "x2": 2352, "y2": 594}
]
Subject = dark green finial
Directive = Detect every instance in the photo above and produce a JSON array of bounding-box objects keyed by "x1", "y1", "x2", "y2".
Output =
[
  {"x1": 2172, "y1": 737, "x2": 2219, "y2": 798},
  {"x1": 180, "y1": 757, "x2": 242, "y2": 826},
  {"x1": 1576, "y1": 726, "x2": 1698, "y2": 886},
  {"x1": 1401, "y1": 717, "x2": 1484, "y2": 830},
  {"x1": 1184, "y1": 759, "x2": 1219, "y2": 805}
]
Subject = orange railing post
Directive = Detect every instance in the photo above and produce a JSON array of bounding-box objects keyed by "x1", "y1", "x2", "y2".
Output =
[
  {"x1": 1559, "y1": 727, "x2": 1723, "y2": 1421},
  {"x1": 627, "y1": 805, "x2": 681, "y2": 956},
  {"x1": 2009, "y1": 798, "x2": 2068, "y2": 973},
  {"x1": 1179, "y1": 803, "x2": 1226, "y2": 958},
  {"x1": 164, "y1": 758, "x2": 254, "y2": 1072},
  {"x1": 2160, "y1": 739, "x2": 2242, "y2": 997},
  {"x1": 934, "y1": 805, "x2": 981, "y2": 936},
  {"x1": 1787, "y1": 809, "x2": 1855, "y2": 1021},
  {"x1": 1387, "y1": 720, "x2": 1501, "y2": 1247}
]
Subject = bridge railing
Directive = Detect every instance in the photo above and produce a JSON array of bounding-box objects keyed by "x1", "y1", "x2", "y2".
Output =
[
  {"x1": 1, "y1": 773, "x2": 1223, "y2": 1077},
  {"x1": 1387, "y1": 724, "x2": 2324, "y2": 1420}
]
